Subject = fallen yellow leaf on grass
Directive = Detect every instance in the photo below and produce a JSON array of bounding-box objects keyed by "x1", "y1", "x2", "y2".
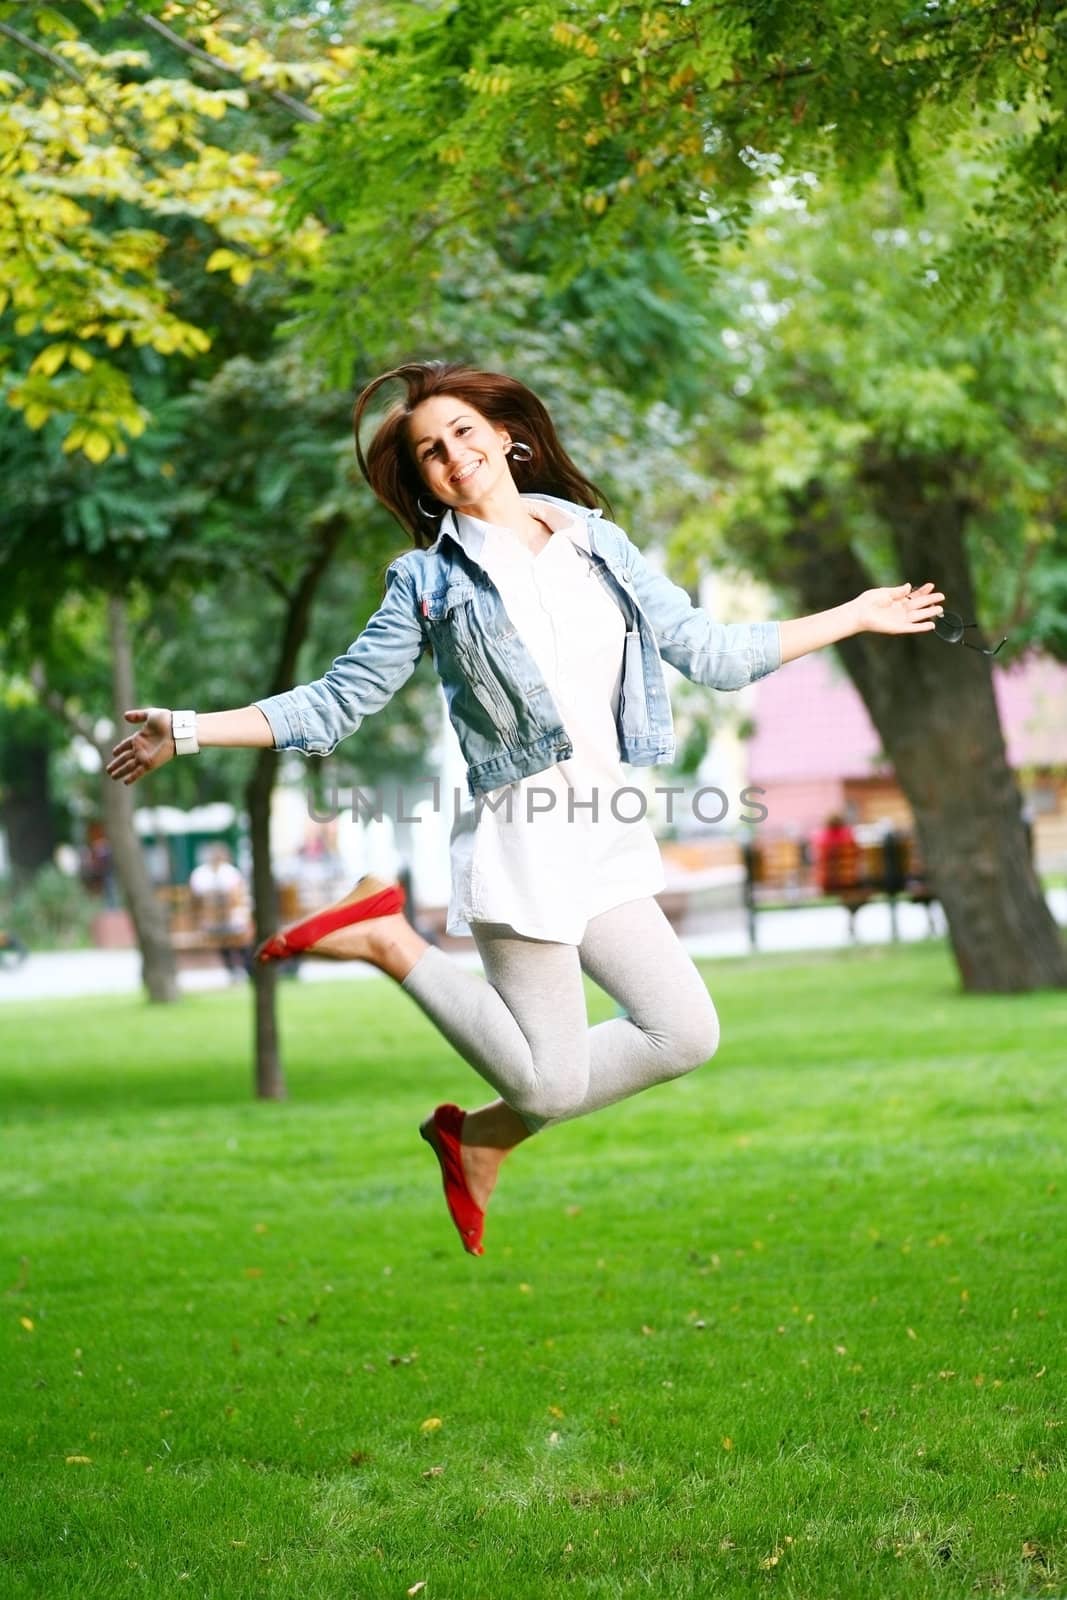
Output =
[
  {"x1": 722, "y1": 1437, "x2": 733, "y2": 1450},
  {"x1": 419, "y1": 1417, "x2": 442, "y2": 1432},
  {"x1": 66, "y1": 1456, "x2": 92, "y2": 1465},
  {"x1": 19, "y1": 1318, "x2": 33, "y2": 1332},
  {"x1": 548, "y1": 1405, "x2": 564, "y2": 1419},
  {"x1": 407, "y1": 1583, "x2": 427, "y2": 1596}
]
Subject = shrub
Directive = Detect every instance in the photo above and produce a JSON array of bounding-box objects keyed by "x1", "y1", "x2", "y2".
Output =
[{"x1": 1, "y1": 864, "x2": 96, "y2": 950}]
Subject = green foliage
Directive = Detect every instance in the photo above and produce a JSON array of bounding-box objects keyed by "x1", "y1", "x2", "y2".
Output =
[
  {"x1": 1016, "y1": 540, "x2": 1067, "y2": 661},
  {"x1": 0, "y1": 4, "x2": 329, "y2": 454},
  {"x1": 664, "y1": 151, "x2": 1067, "y2": 654},
  {"x1": 286, "y1": 0, "x2": 1067, "y2": 358},
  {"x1": 5, "y1": 0, "x2": 1066, "y2": 457},
  {"x1": 0, "y1": 862, "x2": 95, "y2": 948}
]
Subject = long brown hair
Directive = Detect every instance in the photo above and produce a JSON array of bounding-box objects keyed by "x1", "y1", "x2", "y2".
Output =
[{"x1": 353, "y1": 361, "x2": 609, "y2": 549}]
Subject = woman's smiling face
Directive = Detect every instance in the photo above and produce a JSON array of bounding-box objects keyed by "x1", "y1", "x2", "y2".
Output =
[{"x1": 407, "y1": 394, "x2": 513, "y2": 509}]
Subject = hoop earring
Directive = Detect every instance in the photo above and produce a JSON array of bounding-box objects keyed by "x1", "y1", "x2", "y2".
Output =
[
  {"x1": 507, "y1": 441, "x2": 534, "y2": 463},
  {"x1": 417, "y1": 495, "x2": 441, "y2": 519}
]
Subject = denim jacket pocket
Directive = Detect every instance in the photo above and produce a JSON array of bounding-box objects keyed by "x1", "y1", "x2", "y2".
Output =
[{"x1": 423, "y1": 586, "x2": 521, "y2": 744}]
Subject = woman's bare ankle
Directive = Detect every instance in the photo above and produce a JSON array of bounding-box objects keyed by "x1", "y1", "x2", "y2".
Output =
[
  {"x1": 463, "y1": 1101, "x2": 531, "y2": 1153},
  {"x1": 365, "y1": 917, "x2": 429, "y2": 982}
]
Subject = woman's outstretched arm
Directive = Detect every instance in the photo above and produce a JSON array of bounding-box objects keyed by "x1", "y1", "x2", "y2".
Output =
[
  {"x1": 604, "y1": 522, "x2": 944, "y2": 686},
  {"x1": 108, "y1": 558, "x2": 427, "y2": 786},
  {"x1": 106, "y1": 705, "x2": 274, "y2": 786},
  {"x1": 778, "y1": 582, "x2": 945, "y2": 664}
]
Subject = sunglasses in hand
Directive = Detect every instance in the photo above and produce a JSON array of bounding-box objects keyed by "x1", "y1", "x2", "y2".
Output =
[{"x1": 931, "y1": 609, "x2": 1007, "y2": 657}]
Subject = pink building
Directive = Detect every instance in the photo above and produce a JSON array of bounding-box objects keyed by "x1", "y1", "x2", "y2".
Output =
[{"x1": 745, "y1": 653, "x2": 1067, "y2": 868}]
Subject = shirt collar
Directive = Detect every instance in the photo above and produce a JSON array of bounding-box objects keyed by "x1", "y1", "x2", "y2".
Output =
[{"x1": 427, "y1": 493, "x2": 599, "y2": 560}]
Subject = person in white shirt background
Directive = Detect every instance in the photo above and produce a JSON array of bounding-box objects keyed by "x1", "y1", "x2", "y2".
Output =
[
  {"x1": 107, "y1": 362, "x2": 945, "y2": 1257},
  {"x1": 188, "y1": 843, "x2": 251, "y2": 979}
]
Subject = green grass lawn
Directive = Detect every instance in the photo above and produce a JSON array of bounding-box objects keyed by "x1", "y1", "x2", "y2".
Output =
[{"x1": 1, "y1": 942, "x2": 1064, "y2": 1600}]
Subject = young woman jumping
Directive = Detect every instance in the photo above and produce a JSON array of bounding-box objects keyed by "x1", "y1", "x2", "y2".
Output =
[{"x1": 107, "y1": 361, "x2": 945, "y2": 1256}]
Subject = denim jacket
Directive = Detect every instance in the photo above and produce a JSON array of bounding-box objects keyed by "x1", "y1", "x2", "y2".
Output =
[{"x1": 254, "y1": 495, "x2": 781, "y2": 797}]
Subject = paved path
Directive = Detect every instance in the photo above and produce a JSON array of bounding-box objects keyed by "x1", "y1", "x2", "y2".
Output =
[{"x1": 2, "y1": 890, "x2": 1063, "y2": 1005}]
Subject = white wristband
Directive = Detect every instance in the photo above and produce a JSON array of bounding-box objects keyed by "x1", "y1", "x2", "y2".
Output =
[{"x1": 171, "y1": 709, "x2": 200, "y2": 756}]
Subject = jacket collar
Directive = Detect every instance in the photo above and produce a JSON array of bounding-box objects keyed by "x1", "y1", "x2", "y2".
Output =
[{"x1": 427, "y1": 493, "x2": 602, "y2": 562}]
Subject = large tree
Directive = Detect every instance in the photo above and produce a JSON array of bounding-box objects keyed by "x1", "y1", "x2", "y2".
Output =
[
  {"x1": 671, "y1": 153, "x2": 1067, "y2": 992},
  {"x1": 1, "y1": 0, "x2": 358, "y2": 1010},
  {"x1": 0, "y1": 5, "x2": 340, "y2": 1018}
]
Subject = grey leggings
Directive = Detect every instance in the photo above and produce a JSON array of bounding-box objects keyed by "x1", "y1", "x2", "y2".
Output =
[{"x1": 401, "y1": 895, "x2": 720, "y2": 1130}]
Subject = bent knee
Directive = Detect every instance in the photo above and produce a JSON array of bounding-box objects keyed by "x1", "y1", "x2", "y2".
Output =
[
  {"x1": 515, "y1": 1069, "x2": 589, "y2": 1126},
  {"x1": 664, "y1": 996, "x2": 721, "y2": 1077}
]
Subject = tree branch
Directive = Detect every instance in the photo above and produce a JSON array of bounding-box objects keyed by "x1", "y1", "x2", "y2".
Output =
[
  {"x1": 266, "y1": 513, "x2": 348, "y2": 697},
  {"x1": 0, "y1": 19, "x2": 79, "y2": 80},
  {"x1": 29, "y1": 663, "x2": 103, "y2": 757},
  {"x1": 256, "y1": 562, "x2": 291, "y2": 602},
  {"x1": 129, "y1": 10, "x2": 323, "y2": 126},
  {"x1": 0, "y1": 18, "x2": 173, "y2": 184}
]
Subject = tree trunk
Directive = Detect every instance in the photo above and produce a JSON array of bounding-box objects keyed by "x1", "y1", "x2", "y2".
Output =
[
  {"x1": 0, "y1": 726, "x2": 56, "y2": 886},
  {"x1": 104, "y1": 594, "x2": 180, "y2": 1003},
  {"x1": 244, "y1": 514, "x2": 349, "y2": 1099},
  {"x1": 782, "y1": 468, "x2": 1066, "y2": 994},
  {"x1": 246, "y1": 746, "x2": 285, "y2": 1100}
]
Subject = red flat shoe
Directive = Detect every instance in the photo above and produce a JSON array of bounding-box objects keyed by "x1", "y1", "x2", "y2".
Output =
[
  {"x1": 255, "y1": 873, "x2": 405, "y2": 964},
  {"x1": 419, "y1": 1103, "x2": 485, "y2": 1256}
]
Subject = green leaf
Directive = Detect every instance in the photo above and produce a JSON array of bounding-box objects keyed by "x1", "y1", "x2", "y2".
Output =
[{"x1": 35, "y1": 8, "x2": 80, "y2": 39}]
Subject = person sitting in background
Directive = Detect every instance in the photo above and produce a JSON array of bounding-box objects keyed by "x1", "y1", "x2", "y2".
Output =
[
  {"x1": 188, "y1": 844, "x2": 251, "y2": 979},
  {"x1": 812, "y1": 814, "x2": 861, "y2": 896}
]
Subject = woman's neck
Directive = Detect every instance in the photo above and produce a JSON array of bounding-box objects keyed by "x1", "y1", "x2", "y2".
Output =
[{"x1": 456, "y1": 483, "x2": 547, "y2": 543}]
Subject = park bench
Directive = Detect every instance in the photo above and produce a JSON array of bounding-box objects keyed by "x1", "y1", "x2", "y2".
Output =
[
  {"x1": 741, "y1": 832, "x2": 936, "y2": 949},
  {"x1": 156, "y1": 882, "x2": 310, "y2": 967},
  {"x1": 155, "y1": 884, "x2": 250, "y2": 961}
]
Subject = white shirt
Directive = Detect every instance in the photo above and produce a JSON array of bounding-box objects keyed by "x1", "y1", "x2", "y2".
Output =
[
  {"x1": 447, "y1": 502, "x2": 665, "y2": 942},
  {"x1": 189, "y1": 859, "x2": 248, "y2": 933}
]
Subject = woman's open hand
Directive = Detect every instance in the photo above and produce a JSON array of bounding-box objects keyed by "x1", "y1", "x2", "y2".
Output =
[
  {"x1": 106, "y1": 708, "x2": 175, "y2": 786},
  {"x1": 854, "y1": 581, "x2": 945, "y2": 636}
]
